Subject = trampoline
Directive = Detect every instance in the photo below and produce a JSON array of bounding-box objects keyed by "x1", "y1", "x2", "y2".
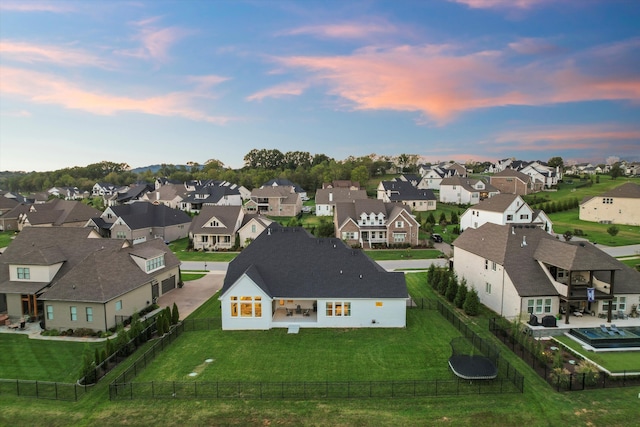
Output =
[{"x1": 448, "y1": 338, "x2": 498, "y2": 380}]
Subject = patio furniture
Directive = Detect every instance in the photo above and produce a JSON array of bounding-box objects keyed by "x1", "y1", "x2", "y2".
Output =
[
  {"x1": 617, "y1": 310, "x2": 628, "y2": 320},
  {"x1": 610, "y1": 324, "x2": 625, "y2": 336},
  {"x1": 600, "y1": 324, "x2": 615, "y2": 336},
  {"x1": 285, "y1": 308, "x2": 293, "y2": 317},
  {"x1": 296, "y1": 305, "x2": 302, "y2": 315},
  {"x1": 541, "y1": 315, "x2": 556, "y2": 327},
  {"x1": 303, "y1": 309, "x2": 310, "y2": 317}
]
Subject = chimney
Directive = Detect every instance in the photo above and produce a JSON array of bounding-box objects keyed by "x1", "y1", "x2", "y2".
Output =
[{"x1": 329, "y1": 192, "x2": 333, "y2": 202}]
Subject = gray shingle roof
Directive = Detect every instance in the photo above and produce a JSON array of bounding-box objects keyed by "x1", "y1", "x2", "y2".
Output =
[
  {"x1": 25, "y1": 199, "x2": 102, "y2": 226},
  {"x1": 453, "y1": 223, "x2": 638, "y2": 297},
  {"x1": 601, "y1": 182, "x2": 640, "y2": 199},
  {"x1": 107, "y1": 202, "x2": 192, "y2": 230},
  {"x1": 381, "y1": 180, "x2": 436, "y2": 201},
  {"x1": 189, "y1": 205, "x2": 243, "y2": 234},
  {"x1": 468, "y1": 193, "x2": 519, "y2": 213},
  {"x1": 315, "y1": 188, "x2": 368, "y2": 204},
  {"x1": 221, "y1": 225, "x2": 407, "y2": 299},
  {"x1": 0, "y1": 227, "x2": 180, "y2": 302}
]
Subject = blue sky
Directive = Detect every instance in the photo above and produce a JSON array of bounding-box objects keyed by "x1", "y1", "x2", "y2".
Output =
[{"x1": 1, "y1": 0, "x2": 639, "y2": 172}]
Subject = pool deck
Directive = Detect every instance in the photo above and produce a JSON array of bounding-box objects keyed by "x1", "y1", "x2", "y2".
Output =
[{"x1": 526, "y1": 314, "x2": 640, "y2": 352}]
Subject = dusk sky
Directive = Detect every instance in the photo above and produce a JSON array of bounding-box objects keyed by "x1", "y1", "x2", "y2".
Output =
[{"x1": 1, "y1": 0, "x2": 639, "y2": 172}]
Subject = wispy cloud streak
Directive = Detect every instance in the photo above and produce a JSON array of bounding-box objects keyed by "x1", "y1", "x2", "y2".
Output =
[
  {"x1": 271, "y1": 38, "x2": 640, "y2": 125},
  {"x1": 0, "y1": 41, "x2": 110, "y2": 68},
  {"x1": 0, "y1": 66, "x2": 232, "y2": 124}
]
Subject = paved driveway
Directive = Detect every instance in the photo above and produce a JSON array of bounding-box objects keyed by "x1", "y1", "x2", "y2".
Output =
[{"x1": 157, "y1": 272, "x2": 224, "y2": 320}]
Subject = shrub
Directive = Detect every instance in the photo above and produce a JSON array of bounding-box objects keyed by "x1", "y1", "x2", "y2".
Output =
[
  {"x1": 445, "y1": 275, "x2": 458, "y2": 302},
  {"x1": 454, "y1": 279, "x2": 468, "y2": 309},
  {"x1": 463, "y1": 288, "x2": 480, "y2": 316},
  {"x1": 575, "y1": 360, "x2": 600, "y2": 386},
  {"x1": 41, "y1": 329, "x2": 60, "y2": 337},
  {"x1": 171, "y1": 302, "x2": 180, "y2": 325},
  {"x1": 549, "y1": 367, "x2": 571, "y2": 389}
]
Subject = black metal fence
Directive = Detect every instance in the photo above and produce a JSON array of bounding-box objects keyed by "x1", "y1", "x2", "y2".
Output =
[
  {"x1": 407, "y1": 298, "x2": 438, "y2": 310},
  {"x1": 109, "y1": 301, "x2": 524, "y2": 400},
  {"x1": 489, "y1": 318, "x2": 640, "y2": 391},
  {"x1": 0, "y1": 378, "x2": 87, "y2": 401},
  {"x1": 110, "y1": 377, "x2": 521, "y2": 400},
  {"x1": 436, "y1": 301, "x2": 525, "y2": 393}
]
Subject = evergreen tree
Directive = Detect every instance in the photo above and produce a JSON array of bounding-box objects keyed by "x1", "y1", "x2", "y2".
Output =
[
  {"x1": 439, "y1": 212, "x2": 447, "y2": 224},
  {"x1": 445, "y1": 274, "x2": 458, "y2": 302},
  {"x1": 427, "y1": 264, "x2": 436, "y2": 287},
  {"x1": 171, "y1": 302, "x2": 180, "y2": 325},
  {"x1": 463, "y1": 288, "x2": 480, "y2": 316},
  {"x1": 438, "y1": 270, "x2": 450, "y2": 295},
  {"x1": 454, "y1": 279, "x2": 468, "y2": 309},
  {"x1": 450, "y1": 211, "x2": 458, "y2": 224},
  {"x1": 426, "y1": 212, "x2": 436, "y2": 225}
]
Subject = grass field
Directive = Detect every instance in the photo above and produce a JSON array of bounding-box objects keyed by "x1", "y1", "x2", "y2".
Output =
[
  {"x1": 1, "y1": 272, "x2": 639, "y2": 425},
  {"x1": 553, "y1": 336, "x2": 640, "y2": 373},
  {"x1": 0, "y1": 334, "x2": 102, "y2": 382},
  {"x1": 548, "y1": 210, "x2": 640, "y2": 246},
  {"x1": 132, "y1": 276, "x2": 456, "y2": 383}
]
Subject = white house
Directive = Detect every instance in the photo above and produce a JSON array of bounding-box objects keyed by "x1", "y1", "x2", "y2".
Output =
[
  {"x1": 453, "y1": 223, "x2": 640, "y2": 324},
  {"x1": 219, "y1": 224, "x2": 408, "y2": 330},
  {"x1": 315, "y1": 188, "x2": 368, "y2": 217},
  {"x1": 460, "y1": 194, "x2": 553, "y2": 233},
  {"x1": 579, "y1": 182, "x2": 640, "y2": 226},
  {"x1": 439, "y1": 177, "x2": 499, "y2": 205}
]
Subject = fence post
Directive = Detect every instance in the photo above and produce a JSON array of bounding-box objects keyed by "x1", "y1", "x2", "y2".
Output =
[{"x1": 35, "y1": 380, "x2": 39, "y2": 399}]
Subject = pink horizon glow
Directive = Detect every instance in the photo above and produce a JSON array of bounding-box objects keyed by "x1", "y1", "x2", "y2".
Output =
[
  {"x1": 246, "y1": 82, "x2": 309, "y2": 101},
  {"x1": 281, "y1": 22, "x2": 397, "y2": 39}
]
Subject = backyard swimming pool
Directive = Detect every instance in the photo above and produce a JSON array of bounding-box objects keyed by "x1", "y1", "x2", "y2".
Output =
[{"x1": 569, "y1": 325, "x2": 640, "y2": 349}]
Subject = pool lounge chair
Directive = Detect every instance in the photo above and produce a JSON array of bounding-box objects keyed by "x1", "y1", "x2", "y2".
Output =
[
  {"x1": 600, "y1": 324, "x2": 615, "y2": 336},
  {"x1": 610, "y1": 324, "x2": 626, "y2": 336}
]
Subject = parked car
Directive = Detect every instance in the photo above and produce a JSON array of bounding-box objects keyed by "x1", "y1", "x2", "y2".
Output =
[
  {"x1": 302, "y1": 206, "x2": 312, "y2": 213},
  {"x1": 431, "y1": 233, "x2": 443, "y2": 243}
]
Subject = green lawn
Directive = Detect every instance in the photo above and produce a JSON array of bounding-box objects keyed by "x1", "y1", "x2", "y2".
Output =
[
  {"x1": 548, "y1": 209, "x2": 640, "y2": 246},
  {"x1": 618, "y1": 257, "x2": 640, "y2": 270},
  {"x1": 364, "y1": 248, "x2": 442, "y2": 261},
  {"x1": 1, "y1": 273, "x2": 640, "y2": 426},
  {"x1": 553, "y1": 336, "x2": 640, "y2": 373},
  {"x1": 0, "y1": 230, "x2": 17, "y2": 248},
  {"x1": 133, "y1": 274, "x2": 456, "y2": 383},
  {"x1": 0, "y1": 334, "x2": 103, "y2": 382}
]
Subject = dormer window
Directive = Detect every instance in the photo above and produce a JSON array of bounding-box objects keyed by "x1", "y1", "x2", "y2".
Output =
[
  {"x1": 17, "y1": 267, "x2": 30, "y2": 280},
  {"x1": 145, "y1": 255, "x2": 165, "y2": 272},
  {"x1": 209, "y1": 220, "x2": 220, "y2": 227}
]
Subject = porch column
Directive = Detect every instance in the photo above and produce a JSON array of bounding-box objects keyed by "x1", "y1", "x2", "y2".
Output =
[
  {"x1": 565, "y1": 270, "x2": 573, "y2": 324},
  {"x1": 607, "y1": 270, "x2": 616, "y2": 323}
]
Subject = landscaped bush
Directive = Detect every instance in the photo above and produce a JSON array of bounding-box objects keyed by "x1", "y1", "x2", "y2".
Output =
[
  {"x1": 41, "y1": 329, "x2": 60, "y2": 337},
  {"x1": 575, "y1": 360, "x2": 599, "y2": 386}
]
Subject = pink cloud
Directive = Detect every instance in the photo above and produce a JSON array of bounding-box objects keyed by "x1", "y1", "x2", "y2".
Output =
[
  {"x1": 0, "y1": 1, "x2": 74, "y2": 12},
  {"x1": 281, "y1": 22, "x2": 396, "y2": 39},
  {"x1": 187, "y1": 75, "x2": 231, "y2": 90},
  {"x1": 116, "y1": 18, "x2": 191, "y2": 62},
  {"x1": 0, "y1": 41, "x2": 110, "y2": 67},
  {"x1": 269, "y1": 38, "x2": 640, "y2": 125},
  {"x1": 0, "y1": 66, "x2": 233, "y2": 124},
  {"x1": 450, "y1": 0, "x2": 550, "y2": 9},
  {"x1": 492, "y1": 124, "x2": 640, "y2": 152},
  {"x1": 246, "y1": 82, "x2": 309, "y2": 101}
]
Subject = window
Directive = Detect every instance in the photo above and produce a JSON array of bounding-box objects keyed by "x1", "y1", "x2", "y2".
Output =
[
  {"x1": 251, "y1": 224, "x2": 256, "y2": 233},
  {"x1": 395, "y1": 220, "x2": 404, "y2": 228},
  {"x1": 70, "y1": 306, "x2": 77, "y2": 321},
  {"x1": 145, "y1": 255, "x2": 165, "y2": 272},
  {"x1": 209, "y1": 220, "x2": 220, "y2": 227},
  {"x1": 603, "y1": 297, "x2": 626, "y2": 311},
  {"x1": 86, "y1": 307, "x2": 93, "y2": 322},
  {"x1": 485, "y1": 260, "x2": 489, "y2": 270},
  {"x1": 326, "y1": 302, "x2": 351, "y2": 316},
  {"x1": 230, "y1": 296, "x2": 262, "y2": 317},
  {"x1": 527, "y1": 298, "x2": 552, "y2": 314},
  {"x1": 46, "y1": 305, "x2": 53, "y2": 320},
  {"x1": 376, "y1": 302, "x2": 383, "y2": 307},
  {"x1": 492, "y1": 261, "x2": 497, "y2": 271},
  {"x1": 485, "y1": 282, "x2": 492, "y2": 294},
  {"x1": 115, "y1": 300, "x2": 122, "y2": 311},
  {"x1": 342, "y1": 231, "x2": 356, "y2": 240},
  {"x1": 17, "y1": 267, "x2": 30, "y2": 280},
  {"x1": 506, "y1": 214, "x2": 513, "y2": 221},
  {"x1": 116, "y1": 231, "x2": 127, "y2": 239},
  {"x1": 520, "y1": 214, "x2": 529, "y2": 220},
  {"x1": 393, "y1": 232, "x2": 406, "y2": 243}
]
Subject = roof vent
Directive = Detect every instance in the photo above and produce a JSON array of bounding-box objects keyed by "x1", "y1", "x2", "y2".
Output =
[
  {"x1": 512, "y1": 227, "x2": 515, "y2": 235},
  {"x1": 359, "y1": 274, "x2": 363, "y2": 279},
  {"x1": 521, "y1": 236, "x2": 527, "y2": 247},
  {"x1": 267, "y1": 228, "x2": 271, "y2": 236}
]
